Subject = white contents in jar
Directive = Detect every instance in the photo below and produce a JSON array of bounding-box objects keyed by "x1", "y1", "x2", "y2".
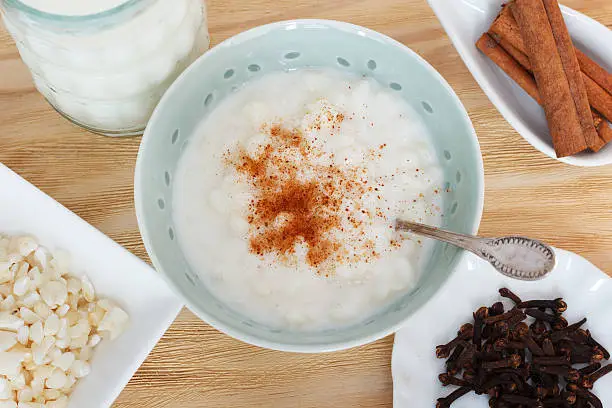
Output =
[
  {"x1": 173, "y1": 69, "x2": 446, "y2": 331},
  {"x1": 0, "y1": 234, "x2": 129, "y2": 406},
  {"x1": 2, "y1": 0, "x2": 209, "y2": 134},
  {"x1": 17, "y1": 0, "x2": 128, "y2": 15}
]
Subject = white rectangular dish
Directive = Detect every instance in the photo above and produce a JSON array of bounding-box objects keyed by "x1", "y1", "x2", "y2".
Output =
[{"x1": 0, "y1": 163, "x2": 182, "y2": 407}]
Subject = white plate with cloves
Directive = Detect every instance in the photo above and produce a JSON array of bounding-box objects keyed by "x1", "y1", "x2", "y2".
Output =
[{"x1": 392, "y1": 248, "x2": 612, "y2": 407}]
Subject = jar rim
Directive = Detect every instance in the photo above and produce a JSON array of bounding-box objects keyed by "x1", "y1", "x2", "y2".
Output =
[{"x1": 2, "y1": 0, "x2": 150, "y2": 23}]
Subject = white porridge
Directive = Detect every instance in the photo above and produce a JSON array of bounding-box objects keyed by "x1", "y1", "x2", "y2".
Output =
[{"x1": 173, "y1": 69, "x2": 445, "y2": 330}]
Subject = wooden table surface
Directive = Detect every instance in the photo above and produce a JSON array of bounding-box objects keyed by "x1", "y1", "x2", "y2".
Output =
[{"x1": 1, "y1": 0, "x2": 612, "y2": 407}]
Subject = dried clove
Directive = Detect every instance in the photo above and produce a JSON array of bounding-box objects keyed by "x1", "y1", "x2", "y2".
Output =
[
  {"x1": 530, "y1": 320, "x2": 549, "y2": 338},
  {"x1": 542, "y1": 392, "x2": 576, "y2": 407},
  {"x1": 511, "y1": 322, "x2": 530, "y2": 340},
  {"x1": 499, "y1": 287, "x2": 522, "y2": 305},
  {"x1": 586, "y1": 329, "x2": 611, "y2": 360},
  {"x1": 533, "y1": 365, "x2": 579, "y2": 382},
  {"x1": 521, "y1": 333, "x2": 545, "y2": 356},
  {"x1": 552, "y1": 316, "x2": 569, "y2": 331},
  {"x1": 482, "y1": 354, "x2": 521, "y2": 370},
  {"x1": 532, "y1": 355, "x2": 571, "y2": 366},
  {"x1": 578, "y1": 362, "x2": 602, "y2": 376},
  {"x1": 499, "y1": 394, "x2": 542, "y2": 406},
  {"x1": 473, "y1": 307, "x2": 489, "y2": 351},
  {"x1": 438, "y1": 373, "x2": 471, "y2": 387},
  {"x1": 550, "y1": 317, "x2": 587, "y2": 342},
  {"x1": 524, "y1": 308, "x2": 558, "y2": 323},
  {"x1": 489, "y1": 301, "x2": 505, "y2": 317},
  {"x1": 570, "y1": 348, "x2": 605, "y2": 365},
  {"x1": 516, "y1": 298, "x2": 567, "y2": 313},
  {"x1": 581, "y1": 364, "x2": 612, "y2": 389},
  {"x1": 436, "y1": 386, "x2": 472, "y2": 408},
  {"x1": 436, "y1": 324, "x2": 473, "y2": 358},
  {"x1": 484, "y1": 309, "x2": 524, "y2": 324},
  {"x1": 567, "y1": 383, "x2": 604, "y2": 408}
]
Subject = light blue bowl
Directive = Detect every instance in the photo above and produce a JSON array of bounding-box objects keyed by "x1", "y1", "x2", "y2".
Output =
[{"x1": 135, "y1": 20, "x2": 484, "y2": 352}]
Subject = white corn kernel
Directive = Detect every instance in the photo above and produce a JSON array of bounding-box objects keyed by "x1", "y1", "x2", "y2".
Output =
[
  {"x1": 16, "y1": 326, "x2": 28, "y2": 346},
  {"x1": 98, "y1": 307, "x2": 129, "y2": 340},
  {"x1": 0, "y1": 377, "x2": 12, "y2": 399},
  {"x1": 28, "y1": 322, "x2": 42, "y2": 345},
  {"x1": 18, "y1": 309, "x2": 38, "y2": 326},
  {"x1": 0, "y1": 352, "x2": 26, "y2": 376},
  {"x1": 39, "y1": 282, "x2": 67, "y2": 309},
  {"x1": 16, "y1": 386, "x2": 33, "y2": 402},
  {"x1": 29, "y1": 376, "x2": 43, "y2": 396},
  {"x1": 7, "y1": 371, "x2": 25, "y2": 389},
  {"x1": 69, "y1": 360, "x2": 90, "y2": 378},
  {"x1": 0, "y1": 331, "x2": 17, "y2": 351},
  {"x1": 12, "y1": 277, "x2": 30, "y2": 298},
  {"x1": 45, "y1": 369, "x2": 67, "y2": 389},
  {"x1": 65, "y1": 278, "x2": 80, "y2": 295},
  {"x1": 19, "y1": 293, "x2": 39, "y2": 309},
  {"x1": 43, "y1": 314, "x2": 60, "y2": 336},
  {"x1": 0, "y1": 313, "x2": 24, "y2": 332},
  {"x1": 0, "y1": 296, "x2": 16, "y2": 311},
  {"x1": 32, "y1": 303, "x2": 49, "y2": 321},
  {"x1": 61, "y1": 373, "x2": 76, "y2": 391},
  {"x1": 80, "y1": 276, "x2": 95, "y2": 303},
  {"x1": 43, "y1": 388, "x2": 61, "y2": 400},
  {"x1": 51, "y1": 352, "x2": 74, "y2": 372},
  {"x1": 17, "y1": 238, "x2": 37, "y2": 257},
  {"x1": 56, "y1": 304, "x2": 69, "y2": 318},
  {"x1": 87, "y1": 334, "x2": 101, "y2": 348}
]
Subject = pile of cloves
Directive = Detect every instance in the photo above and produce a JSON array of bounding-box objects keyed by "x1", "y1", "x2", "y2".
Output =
[{"x1": 435, "y1": 288, "x2": 611, "y2": 408}]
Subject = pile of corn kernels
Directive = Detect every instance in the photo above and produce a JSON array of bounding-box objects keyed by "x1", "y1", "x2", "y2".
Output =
[{"x1": 0, "y1": 235, "x2": 129, "y2": 408}]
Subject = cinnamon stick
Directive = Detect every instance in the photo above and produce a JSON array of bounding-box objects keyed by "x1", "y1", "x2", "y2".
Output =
[
  {"x1": 495, "y1": 34, "x2": 532, "y2": 71},
  {"x1": 541, "y1": 0, "x2": 600, "y2": 151},
  {"x1": 477, "y1": 34, "x2": 606, "y2": 151},
  {"x1": 491, "y1": 4, "x2": 612, "y2": 124},
  {"x1": 491, "y1": 4, "x2": 612, "y2": 95},
  {"x1": 584, "y1": 74, "x2": 612, "y2": 124},
  {"x1": 476, "y1": 34, "x2": 540, "y2": 102},
  {"x1": 577, "y1": 49, "x2": 612, "y2": 95},
  {"x1": 490, "y1": 6, "x2": 525, "y2": 54},
  {"x1": 599, "y1": 120, "x2": 612, "y2": 143},
  {"x1": 510, "y1": 0, "x2": 587, "y2": 157},
  {"x1": 488, "y1": 31, "x2": 608, "y2": 147}
]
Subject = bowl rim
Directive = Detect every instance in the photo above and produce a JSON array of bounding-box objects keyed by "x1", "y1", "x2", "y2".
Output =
[
  {"x1": 428, "y1": 0, "x2": 612, "y2": 167},
  {"x1": 135, "y1": 18, "x2": 485, "y2": 353}
]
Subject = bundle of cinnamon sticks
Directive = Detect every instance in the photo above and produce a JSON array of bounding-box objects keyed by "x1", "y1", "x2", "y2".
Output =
[{"x1": 476, "y1": 0, "x2": 612, "y2": 158}]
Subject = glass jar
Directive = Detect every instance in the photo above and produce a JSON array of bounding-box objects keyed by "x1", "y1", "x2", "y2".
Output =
[{"x1": 1, "y1": 0, "x2": 209, "y2": 136}]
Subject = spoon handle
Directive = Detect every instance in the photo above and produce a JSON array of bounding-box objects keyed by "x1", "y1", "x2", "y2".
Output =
[{"x1": 395, "y1": 220, "x2": 485, "y2": 253}]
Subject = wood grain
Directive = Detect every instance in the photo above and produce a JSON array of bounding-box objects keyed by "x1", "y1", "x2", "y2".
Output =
[{"x1": 1, "y1": 0, "x2": 611, "y2": 407}]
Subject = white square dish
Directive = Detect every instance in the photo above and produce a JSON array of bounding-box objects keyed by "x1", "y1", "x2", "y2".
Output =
[
  {"x1": 0, "y1": 163, "x2": 182, "y2": 408},
  {"x1": 428, "y1": 0, "x2": 612, "y2": 166}
]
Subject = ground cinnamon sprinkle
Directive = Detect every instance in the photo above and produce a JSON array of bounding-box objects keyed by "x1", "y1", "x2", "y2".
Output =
[{"x1": 225, "y1": 121, "x2": 380, "y2": 273}]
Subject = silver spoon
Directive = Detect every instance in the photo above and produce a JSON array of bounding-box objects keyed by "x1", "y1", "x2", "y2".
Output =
[{"x1": 396, "y1": 220, "x2": 556, "y2": 281}]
